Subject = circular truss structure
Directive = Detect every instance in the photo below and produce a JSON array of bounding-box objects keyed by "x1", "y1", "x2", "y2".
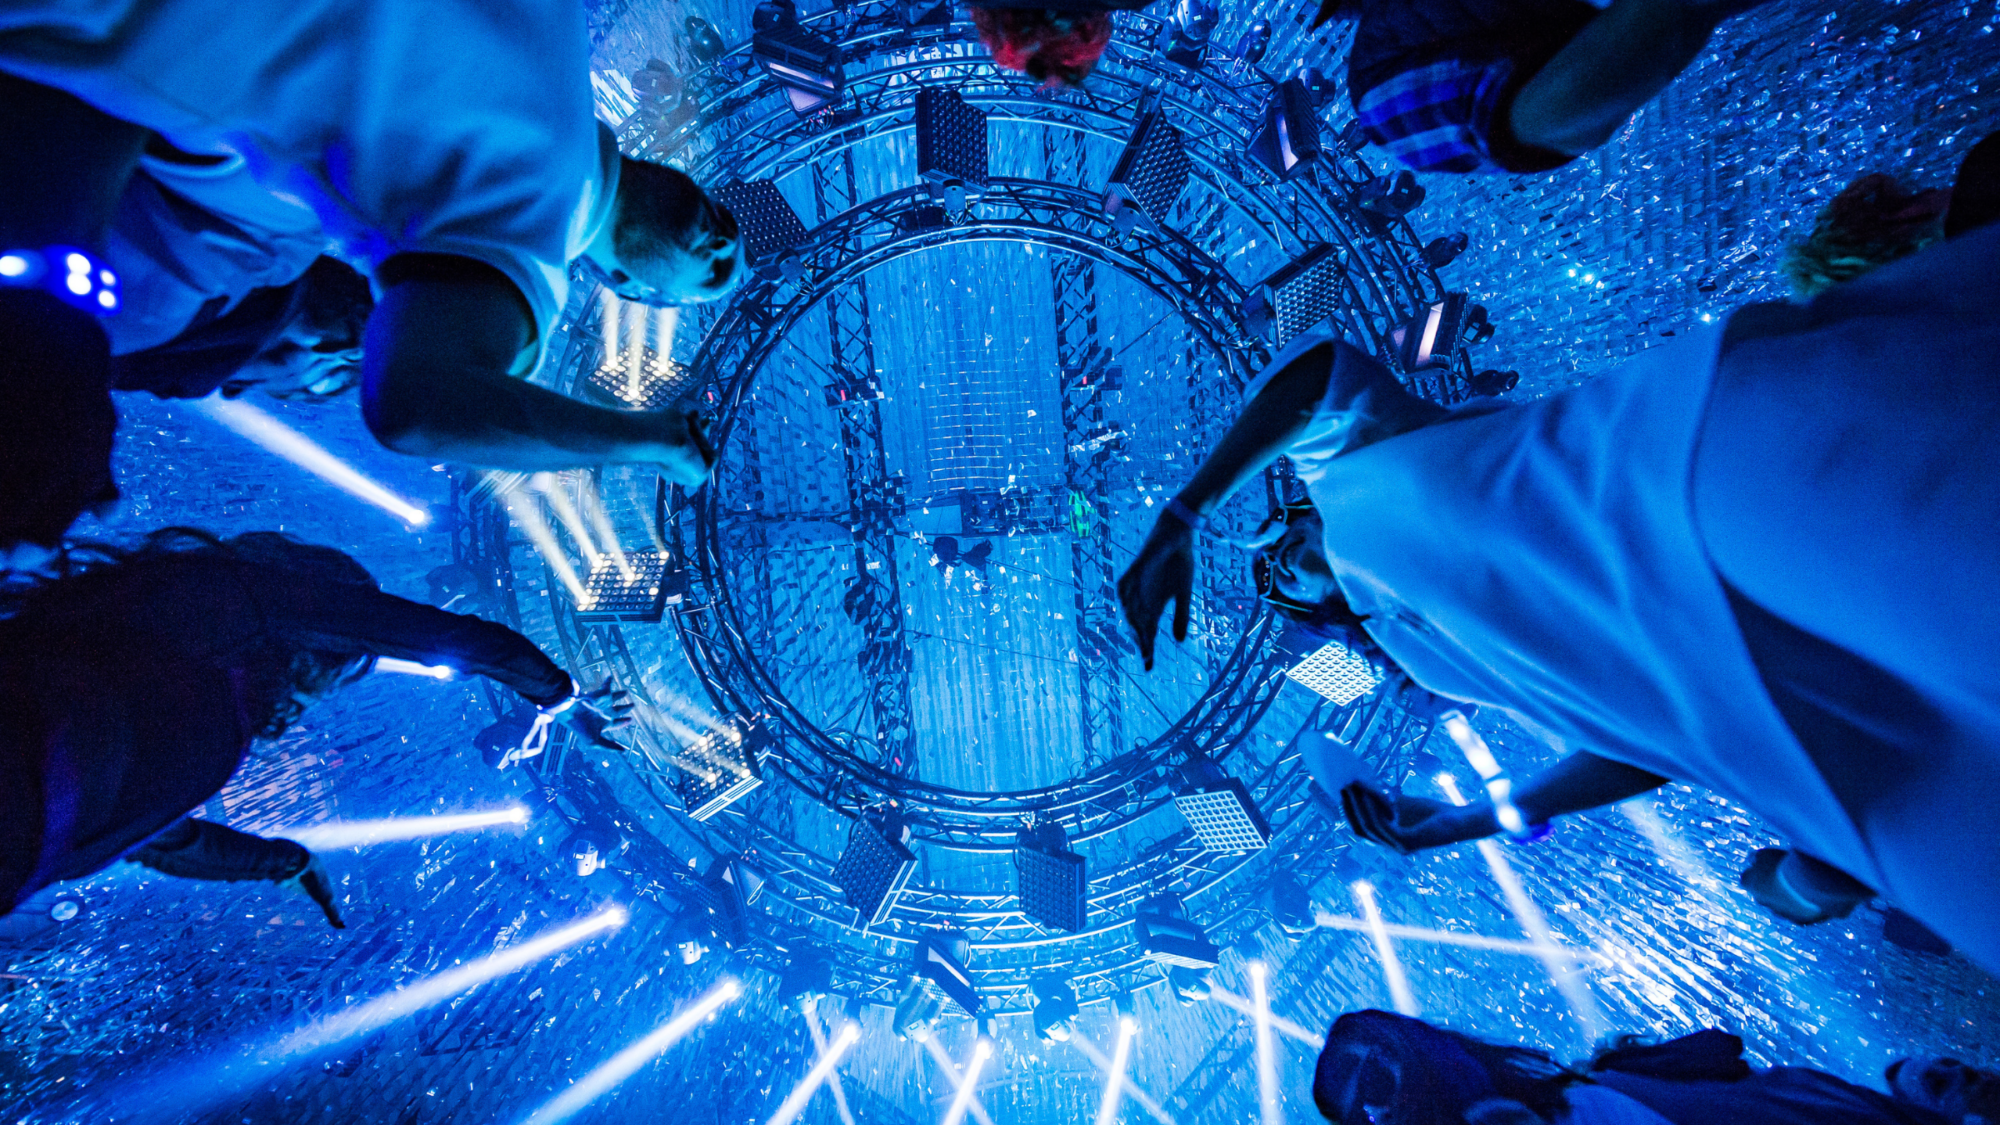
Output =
[{"x1": 460, "y1": 4, "x2": 1475, "y2": 1014}]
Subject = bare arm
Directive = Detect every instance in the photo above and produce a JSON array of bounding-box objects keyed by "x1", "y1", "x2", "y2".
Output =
[
  {"x1": 1345, "y1": 751, "x2": 1669, "y2": 852},
  {"x1": 360, "y1": 255, "x2": 713, "y2": 483},
  {"x1": 1117, "y1": 339, "x2": 1443, "y2": 666}
]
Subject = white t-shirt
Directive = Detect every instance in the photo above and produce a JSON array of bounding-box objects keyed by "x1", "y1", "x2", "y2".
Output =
[
  {"x1": 104, "y1": 151, "x2": 329, "y2": 355},
  {"x1": 0, "y1": 0, "x2": 618, "y2": 356}
]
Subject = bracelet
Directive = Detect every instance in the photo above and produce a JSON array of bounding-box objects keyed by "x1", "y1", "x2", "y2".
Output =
[
  {"x1": 0, "y1": 246, "x2": 121, "y2": 314},
  {"x1": 1163, "y1": 496, "x2": 1206, "y2": 530}
]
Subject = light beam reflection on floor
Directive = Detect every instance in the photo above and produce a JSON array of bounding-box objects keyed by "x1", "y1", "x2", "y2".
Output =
[
  {"x1": 187, "y1": 394, "x2": 427, "y2": 527},
  {"x1": 517, "y1": 978, "x2": 741, "y2": 1125},
  {"x1": 766, "y1": 1021, "x2": 860, "y2": 1125},
  {"x1": 278, "y1": 805, "x2": 531, "y2": 850},
  {"x1": 98, "y1": 906, "x2": 626, "y2": 1122},
  {"x1": 1353, "y1": 880, "x2": 1419, "y2": 1016},
  {"x1": 1438, "y1": 773, "x2": 1607, "y2": 1042}
]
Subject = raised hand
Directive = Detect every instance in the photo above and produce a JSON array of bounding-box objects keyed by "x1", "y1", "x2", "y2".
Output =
[
  {"x1": 563, "y1": 681, "x2": 634, "y2": 752},
  {"x1": 1116, "y1": 513, "x2": 1196, "y2": 671},
  {"x1": 281, "y1": 853, "x2": 346, "y2": 929},
  {"x1": 1340, "y1": 782, "x2": 1484, "y2": 854},
  {"x1": 649, "y1": 404, "x2": 716, "y2": 489}
]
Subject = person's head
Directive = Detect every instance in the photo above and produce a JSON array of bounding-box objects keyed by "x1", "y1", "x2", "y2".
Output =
[
  {"x1": 226, "y1": 257, "x2": 374, "y2": 401},
  {"x1": 1314, "y1": 1010, "x2": 1580, "y2": 1124},
  {"x1": 1250, "y1": 504, "x2": 1343, "y2": 614},
  {"x1": 1783, "y1": 173, "x2": 1951, "y2": 299},
  {"x1": 597, "y1": 159, "x2": 744, "y2": 306},
  {"x1": 0, "y1": 528, "x2": 377, "y2": 737},
  {"x1": 1887, "y1": 1055, "x2": 2000, "y2": 1124},
  {"x1": 971, "y1": 6, "x2": 1114, "y2": 88}
]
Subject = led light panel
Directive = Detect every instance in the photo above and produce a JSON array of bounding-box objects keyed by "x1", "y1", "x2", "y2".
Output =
[
  {"x1": 586, "y1": 351, "x2": 688, "y2": 413},
  {"x1": 1287, "y1": 640, "x2": 1386, "y2": 705},
  {"x1": 833, "y1": 814, "x2": 918, "y2": 926},
  {"x1": 710, "y1": 179, "x2": 809, "y2": 266},
  {"x1": 673, "y1": 724, "x2": 764, "y2": 822},
  {"x1": 1173, "y1": 778, "x2": 1272, "y2": 853},
  {"x1": 574, "y1": 549, "x2": 673, "y2": 624},
  {"x1": 915, "y1": 87, "x2": 989, "y2": 196},
  {"x1": 1105, "y1": 109, "x2": 1191, "y2": 224},
  {"x1": 1014, "y1": 825, "x2": 1088, "y2": 933}
]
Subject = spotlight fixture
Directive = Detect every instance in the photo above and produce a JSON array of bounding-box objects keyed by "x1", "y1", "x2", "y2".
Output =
[
  {"x1": 895, "y1": 204, "x2": 949, "y2": 235},
  {"x1": 914, "y1": 931, "x2": 982, "y2": 1016},
  {"x1": 1014, "y1": 822, "x2": 1089, "y2": 933},
  {"x1": 1169, "y1": 966, "x2": 1212, "y2": 1005},
  {"x1": 891, "y1": 973, "x2": 945, "y2": 1040},
  {"x1": 671, "y1": 719, "x2": 766, "y2": 821},
  {"x1": 1462, "y1": 303, "x2": 1495, "y2": 344},
  {"x1": 1104, "y1": 104, "x2": 1191, "y2": 233},
  {"x1": 565, "y1": 827, "x2": 622, "y2": 877},
  {"x1": 1232, "y1": 18, "x2": 1272, "y2": 65},
  {"x1": 1161, "y1": 0, "x2": 1218, "y2": 68},
  {"x1": 897, "y1": 0, "x2": 952, "y2": 26},
  {"x1": 1468, "y1": 368, "x2": 1520, "y2": 397},
  {"x1": 1268, "y1": 872, "x2": 1317, "y2": 935},
  {"x1": 1172, "y1": 757, "x2": 1272, "y2": 854},
  {"x1": 1246, "y1": 77, "x2": 1321, "y2": 180},
  {"x1": 1242, "y1": 243, "x2": 1345, "y2": 345},
  {"x1": 780, "y1": 945, "x2": 837, "y2": 1010},
  {"x1": 1392, "y1": 292, "x2": 1469, "y2": 372},
  {"x1": 832, "y1": 808, "x2": 918, "y2": 926},
  {"x1": 574, "y1": 548, "x2": 674, "y2": 624},
  {"x1": 1285, "y1": 636, "x2": 1385, "y2": 705},
  {"x1": 1134, "y1": 894, "x2": 1221, "y2": 969},
  {"x1": 1355, "y1": 170, "x2": 1427, "y2": 236},
  {"x1": 915, "y1": 87, "x2": 989, "y2": 210},
  {"x1": 1031, "y1": 977, "x2": 1081, "y2": 1042},
  {"x1": 696, "y1": 854, "x2": 767, "y2": 948},
  {"x1": 685, "y1": 16, "x2": 728, "y2": 63},
  {"x1": 751, "y1": 14, "x2": 844, "y2": 114},
  {"x1": 1422, "y1": 233, "x2": 1469, "y2": 269},
  {"x1": 709, "y1": 180, "x2": 810, "y2": 277}
]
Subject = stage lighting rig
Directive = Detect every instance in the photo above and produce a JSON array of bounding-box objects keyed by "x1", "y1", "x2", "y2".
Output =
[
  {"x1": 916, "y1": 88, "x2": 989, "y2": 211},
  {"x1": 671, "y1": 719, "x2": 766, "y2": 821},
  {"x1": 1423, "y1": 233, "x2": 1470, "y2": 269},
  {"x1": 751, "y1": 10, "x2": 844, "y2": 115},
  {"x1": 1104, "y1": 103, "x2": 1191, "y2": 233},
  {"x1": 1392, "y1": 292, "x2": 1469, "y2": 372},
  {"x1": 898, "y1": 0, "x2": 952, "y2": 26},
  {"x1": 587, "y1": 350, "x2": 687, "y2": 414},
  {"x1": 1355, "y1": 170, "x2": 1427, "y2": 235},
  {"x1": 1135, "y1": 895, "x2": 1221, "y2": 969},
  {"x1": 823, "y1": 373, "x2": 885, "y2": 407},
  {"x1": 1170, "y1": 966, "x2": 1212, "y2": 1005},
  {"x1": 1172, "y1": 757, "x2": 1272, "y2": 853},
  {"x1": 1031, "y1": 977, "x2": 1081, "y2": 1042},
  {"x1": 1232, "y1": 18, "x2": 1272, "y2": 65},
  {"x1": 781, "y1": 944, "x2": 838, "y2": 1010},
  {"x1": 833, "y1": 808, "x2": 918, "y2": 926},
  {"x1": 915, "y1": 932, "x2": 982, "y2": 1016},
  {"x1": 1242, "y1": 243, "x2": 1345, "y2": 346},
  {"x1": 695, "y1": 854, "x2": 768, "y2": 948},
  {"x1": 1014, "y1": 822, "x2": 1089, "y2": 933},
  {"x1": 710, "y1": 180, "x2": 809, "y2": 278},
  {"x1": 1468, "y1": 368, "x2": 1520, "y2": 397},
  {"x1": 1246, "y1": 77, "x2": 1321, "y2": 180},
  {"x1": 574, "y1": 548, "x2": 675, "y2": 624},
  {"x1": 1269, "y1": 872, "x2": 1317, "y2": 935}
]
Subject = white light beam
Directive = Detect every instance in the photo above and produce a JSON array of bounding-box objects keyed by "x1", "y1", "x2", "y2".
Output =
[
  {"x1": 919, "y1": 1031, "x2": 998, "y2": 1125},
  {"x1": 1250, "y1": 962, "x2": 1284, "y2": 1125},
  {"x1": 374, "y1": 657, "x2": 455, "y2": 680},
  {"x1": 189, "y1": 395, "x2": 427, "y2": 527},
  {"x1": 940, "y1": 1039, "x2": 993, "y2": 1125},
  {"x1": 279, "y1": 806, "x2": 531, "y2": 850},
  {"x1": 1069, "y1": 1033, "x2": 1176, "y2": 1125},
  {"x1": 1353, "y1": 881, "x2": 1419, "y2": 1016},
  {"x1": 766, "y1": 1022, "x2": 861, "y2": 1125},
  {"x1": 1093, "y1": 1016, "x2": 1138, "y2": 1125},
  {"x1": 518, "y1": 978, "x2": 742, "y2": 1125},
  {"x1": 805, "y1": 1001, "x2": 856, "y2": 1125}
]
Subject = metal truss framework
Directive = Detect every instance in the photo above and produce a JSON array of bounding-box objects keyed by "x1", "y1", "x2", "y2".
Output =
[{"x1": 457, "y1": 10, "x2": 1478, "y2": 1012}]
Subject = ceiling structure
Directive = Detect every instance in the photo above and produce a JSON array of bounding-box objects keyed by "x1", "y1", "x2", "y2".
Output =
[{"x1": 6, "y1": 1, "x2": 2000, "y2": 1123}]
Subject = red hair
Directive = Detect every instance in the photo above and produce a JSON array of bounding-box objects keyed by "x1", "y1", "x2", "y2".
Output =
[{"x1": 971, "y1": 7, "x2": 1113, "y2": 88}]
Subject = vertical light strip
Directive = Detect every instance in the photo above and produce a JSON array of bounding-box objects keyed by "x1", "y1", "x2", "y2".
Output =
[
  {"x1": 765, "y1": 1022, "x2": 861, "y2": 1125},
  {"x1": 529, "y1": 472, "x2": 602, "y2": 567},
  {"x1": 1250, "y1": 963, "x2": 1283, "y2": 1125},
  {"x1": 939, "y1": 1040, "x2": 993, "y2": 1125},
  {"x1": 500, "y1": 490, "x2": 587, "y2": 602},
  {"x1": 517, "y1": 979, "x2": 742, "y2": 1125},
  {"x1": 625, "y1": 296, "x2": 647, "y2": 403},
  {"x1": 1352, "y1": 881, "x2": 1418, "y2": 1016},
  {"x1": 1438, "y1": 774, "x2": 1606, "y2": 1039},
  {"x1": 1093, "y1": 1017, "x2": 1138, "y2": 1125},
  {"x1": 601, "y1": 288, "x2": 620, "y2": 370}
]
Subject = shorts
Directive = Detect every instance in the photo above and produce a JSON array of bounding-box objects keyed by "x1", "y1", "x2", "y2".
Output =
[{"x1": 1356, "y1": 55, "x2": 1573, "y2": 175}]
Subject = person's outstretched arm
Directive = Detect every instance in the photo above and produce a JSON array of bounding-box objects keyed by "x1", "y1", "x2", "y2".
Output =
[
  {"x1": 360, "y1": 254, "x2": 714, "y2": 484},
  {"x1": 1343, "y1": 750, "x2": 1669, "y2": 852},
  {"x1": 1116, "y1": 338, "x2": 1444, "y2": 667},
  {"x1": 127, "y1": 819, "x2": 344, "y2": 927}
]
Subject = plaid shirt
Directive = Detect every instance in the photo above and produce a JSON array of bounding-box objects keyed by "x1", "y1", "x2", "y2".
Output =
[{"x1": 1355, "y1": 57, "x2": 1519, "y2": 174}]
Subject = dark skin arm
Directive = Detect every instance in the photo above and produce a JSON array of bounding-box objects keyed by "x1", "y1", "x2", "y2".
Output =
[
  {"x1": 1343, "y1": 750, "x2": 1669, "y2": 852},
  {"x1": 360, "y1": 255, "x2": 714, "y2": 483}
]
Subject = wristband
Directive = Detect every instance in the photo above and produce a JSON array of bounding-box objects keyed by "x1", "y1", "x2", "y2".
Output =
[
  {"x1": 0, "y1": 246, "x2": 121, "y2": 315},
  {"x1": 1163, "y1": 496, "x2": 1206, "y2": 530}
]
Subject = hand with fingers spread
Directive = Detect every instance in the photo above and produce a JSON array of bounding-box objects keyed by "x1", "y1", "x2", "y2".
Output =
[
  {"x1": 561, "y1": 680, "x2": 635, "y2": 752},
  {"x1": 1340, "y1": 781, "x2": 1492, "y2": 854},
  {"x1": 280, "y1": 853, "x2": 347, "y2": 929},
  {"x1": 1118, "y1": 510, "x2": 1197, "y2": 671}
]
